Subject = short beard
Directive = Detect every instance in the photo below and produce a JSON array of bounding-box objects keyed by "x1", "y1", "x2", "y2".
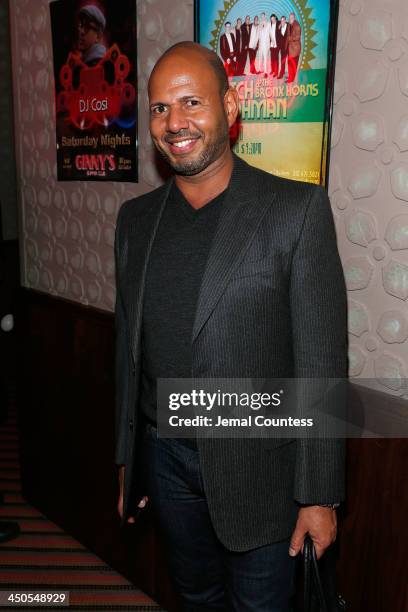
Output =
[{"x1": 157, "y1": 117, "x2": 230, "y2": 176}]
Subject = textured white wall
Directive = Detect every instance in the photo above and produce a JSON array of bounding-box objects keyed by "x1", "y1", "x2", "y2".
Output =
[
  {"x1": 9, "y1": 0, "x2": 408, "y2": 394},
  {"x1": 9, "y1": 0, "x2": 193, "y2": 311},
  {"x1": 330, "y1": 0, "x2": 408, "y2": 394}
]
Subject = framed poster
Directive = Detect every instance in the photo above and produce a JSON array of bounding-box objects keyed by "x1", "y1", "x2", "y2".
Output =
[
  {"x1": 50, "y1": 0, "x2": 138, "y2": 181},
  {"x1": 195, "y1": 0, "x2": 339, "y2": 186}
]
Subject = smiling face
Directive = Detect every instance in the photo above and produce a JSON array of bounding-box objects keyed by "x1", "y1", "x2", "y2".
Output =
[{"x1": 148, "y1": 48, "x2": 237, "y2": 176}]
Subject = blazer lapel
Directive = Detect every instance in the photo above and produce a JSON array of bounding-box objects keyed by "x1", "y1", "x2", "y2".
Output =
[
  {"x1": 192, "y1": 156, "x2": 276, "y2": 342},
  {"x1": 126, "y1": 179, "x2": 173, "y2": 365}
]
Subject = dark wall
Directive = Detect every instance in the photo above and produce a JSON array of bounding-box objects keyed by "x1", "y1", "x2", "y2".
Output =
[
  {"x1": 0, "y1": 1, "x2": 18, "y2": 241},
  {"x1": 17, "y1": 288, "x2": 179, "y2": 611},
  {"x1": 17, "y1": 288, "x2": 408, "y2": 612},
  {"x1": 1, "y1": 240, "x2": 20, "y2": 422}
]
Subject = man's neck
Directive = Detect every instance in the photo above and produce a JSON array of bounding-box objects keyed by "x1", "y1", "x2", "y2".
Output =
[{"x1": 174, "y1": 150, "x2": 233, "y2": 210}]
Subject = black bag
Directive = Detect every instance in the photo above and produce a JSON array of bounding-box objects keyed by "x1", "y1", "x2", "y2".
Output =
[{"x1": 303, "y1": 535, "x2": 346, "y2": 612}]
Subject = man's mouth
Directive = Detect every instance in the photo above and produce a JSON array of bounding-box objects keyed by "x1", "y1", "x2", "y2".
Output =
[{"x1": 166, "y1": 137, "x2": 200, "y2": 154}]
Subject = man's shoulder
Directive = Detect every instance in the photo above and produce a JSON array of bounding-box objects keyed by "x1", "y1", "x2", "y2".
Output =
[
  {"x1": 266, "y1": 172, "x2": 319, "y2": 203},
  {"x1": 239, "y1": 158, "x2": 329, "y2": 229},
  {"x1": 238, "y1": 156, "x2": 319, "y2": 202},
  {"x1": 116, "y1": 181, "x2": 170, "y2": 227}
]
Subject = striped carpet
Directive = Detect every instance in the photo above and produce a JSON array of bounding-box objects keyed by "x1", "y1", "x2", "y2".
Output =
[{"x1": 0, "y1": 400, "x2": 166, "y2": 610}]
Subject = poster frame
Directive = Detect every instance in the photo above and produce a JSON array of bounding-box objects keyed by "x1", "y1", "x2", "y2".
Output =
[
  {"x1": 194, "y1": 0, "x2": 340, "y2": 189},
  {"x1": 50, "y1": 0, "x2": 139, "y2": 183}
]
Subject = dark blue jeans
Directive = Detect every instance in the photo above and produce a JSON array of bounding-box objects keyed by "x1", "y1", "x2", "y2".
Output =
[{"x1": 140, "y1": 423, "x2": 296, "y2": 611}]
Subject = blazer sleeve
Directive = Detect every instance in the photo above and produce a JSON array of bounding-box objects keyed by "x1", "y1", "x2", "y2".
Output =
[
  {"x1": 289, "y1": 185, "x2": 348, "y2": 504},
  {"x1": 220, "y1": 35, "x2": 228, "y2": 61},
  {"x1": 294, "y1": 23, "x2": 301, "y2": 42},
  {"x1": 231, "y1": 32, "x2": 237, "y2": 54},
  {"x1": 114, "y1": 203, "x2": 130, "y2": 466}
]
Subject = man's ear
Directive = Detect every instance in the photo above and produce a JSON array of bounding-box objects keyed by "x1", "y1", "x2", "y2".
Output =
[{"x1": 224, "y1": 86, "x2": 239, "y2": 129}]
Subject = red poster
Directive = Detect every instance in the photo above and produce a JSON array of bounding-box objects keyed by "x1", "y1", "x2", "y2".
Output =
[{"x1": 50, "y1": 0, "x2": 138, "y2": 181}]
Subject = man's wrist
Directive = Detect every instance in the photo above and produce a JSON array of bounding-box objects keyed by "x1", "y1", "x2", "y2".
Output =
[
  {"x1": 317, "y1": 503, "x2": 340, "y2": 509},
  {"x1": 298, "y1": 502, "x2": 341, "y2": 509}
]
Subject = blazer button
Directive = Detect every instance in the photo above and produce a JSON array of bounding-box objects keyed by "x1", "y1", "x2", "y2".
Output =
[{"x1": 129, "y1": 419, "x2": 134, "y2": 431}]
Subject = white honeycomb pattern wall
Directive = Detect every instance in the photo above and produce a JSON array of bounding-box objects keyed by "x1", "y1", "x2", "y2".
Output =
[
  {"x1": 330, "y1": 0, "x2": 408, "y2": 394},
  {"x1": 9, "y1": 0, "x2": 193, "y2": 312},
  {"x1": 9, "y1": 0, "x2": 408, "y2": 394}
]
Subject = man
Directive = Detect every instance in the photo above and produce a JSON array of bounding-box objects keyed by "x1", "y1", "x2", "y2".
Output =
[
  {"x1": 270, "y1": 14, "x2": 279, "y2": 77},
  {"x1": 220, "y1": 22, "x2": 237, "y2": 77},
  {"x1": 277, "y1": 15, "x2": 289, "y2": 79},
  {"x1": 234, "y1": 18, "x2": 244, "y2": 76},
  {"x1": 241, "y1": 15, "x2": 252, "y2": 75},
  {"x1": 115, "y1": 41, "x2": 347, "y2": 611},
  {"x1": 287, "y1": 12, "x2": 302, "y2": 83},
  {"x1": 257, "y1": 12, "x2": 271, "y2": 77},
  {"x1": 248, "y1": 14, "x2": 260, "y2": 74},
  {"x1": 76, "y1": 5, "x2": 107, "y2": 66}
]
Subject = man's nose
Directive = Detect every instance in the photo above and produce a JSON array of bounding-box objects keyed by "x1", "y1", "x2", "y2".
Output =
[{"x1": 166, "y1": 105, "x2": 189, "y2": 133}]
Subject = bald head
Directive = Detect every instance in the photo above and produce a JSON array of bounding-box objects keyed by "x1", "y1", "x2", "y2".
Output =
[
  {"x1": 147, "y1": 40, "x2": 239, "y2": 177},
  {"x1": 149, "y1": 41, "x2": 229, "y2": 99}
]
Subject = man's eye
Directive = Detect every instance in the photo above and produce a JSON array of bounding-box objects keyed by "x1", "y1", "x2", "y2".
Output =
[
  {"x1": 151, "y1": 105, "x2": 166, "y2": 115},
  {"x1": 186, "y1": 100, "x2": 200, "y2": 107}
]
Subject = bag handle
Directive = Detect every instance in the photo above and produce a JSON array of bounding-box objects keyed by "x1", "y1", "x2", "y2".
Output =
[{"x1": 303, "y1": 534, "x2": 328, "y2": 612}]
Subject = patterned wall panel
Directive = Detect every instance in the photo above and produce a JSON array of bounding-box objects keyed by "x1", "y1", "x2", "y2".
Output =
[
  {"x1": 9, "y1": 0, "x2": 408, "y2": 394},
  {"x1": 9, "y1": 0, "x2": 194, "y2": 312},
  {"x1": 330, "y1": 0, "x2": 408, "y2": 394}
]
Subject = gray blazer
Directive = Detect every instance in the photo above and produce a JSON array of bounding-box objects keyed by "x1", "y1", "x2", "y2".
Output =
[{"x1": 114, "y1": 154, "x2": 348, "y2": 552}]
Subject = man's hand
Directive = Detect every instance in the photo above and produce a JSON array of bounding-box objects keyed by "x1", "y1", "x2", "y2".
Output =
[
  {"x1": 117, "y1": 466, "x2": 148, "y2": 524},
  {"x1": 289, "y1": 506, "x2": 337, "y2": 559}
]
